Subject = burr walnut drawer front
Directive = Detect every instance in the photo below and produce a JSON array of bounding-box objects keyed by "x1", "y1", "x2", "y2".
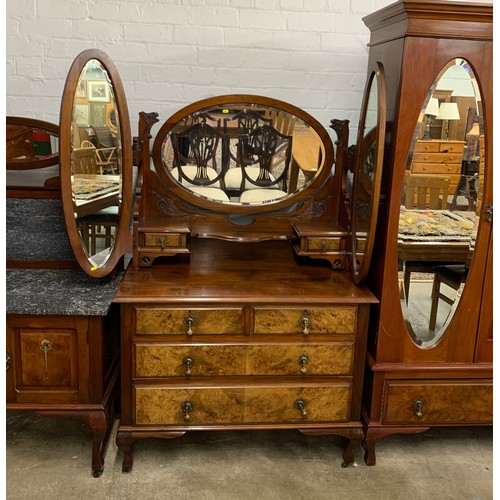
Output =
[
  {"x1": 143, "y1": 233, "x2": 185, "y2": 248},
  {"x1": 135, "y1": 383, "x2": 352, "y2": 425},
  {"x1": 135, "y1": 308, "x2": 243, "y2": 336},
  {"x1": 253, "y1": 307, "x2": 357, "y2": 336},
  {"x1": 134, "y1": 342, "x2": 354, "y2": 378},
  {"x1": 304, "y1": 237, "x2": 341, "y2": 252},
  {"x1": 382, "y1": 379, "x2": 493, "y2": 424}
]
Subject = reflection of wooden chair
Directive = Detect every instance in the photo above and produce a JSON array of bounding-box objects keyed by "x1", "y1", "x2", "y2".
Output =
[
  {"x1": 404, "y1": 172, "x2": 450, "y2": 209},
  {"x1": 236, "y1": 125, "x2": 292, "y2": 203},
  {"x1": 171, "y1": 123, "x2": 230, "y2": 202},
  {"x1": 402, "y1": 173, "x2": 451, "y2": 302},
  {"x1": 428, "y1": 264, "x2": 467, "y2": 330},
  {"x1": 73, "y1": 147, "x2": 99, "y2": 174},
  {"x1": 78, "y1": 207, "x2": 119, "y2": 256},
  {"x1": 91, "y1": 125, "x2": 119, "y2": 174},
  {"x1": 224, "y1": 110, "x2": 272, "y2": 135}
]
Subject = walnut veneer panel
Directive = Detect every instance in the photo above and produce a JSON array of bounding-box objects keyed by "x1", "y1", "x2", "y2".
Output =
[
  {"x1": 135, "y1": 342, "x2": 354, "y2": 377},
  {"x1": 382, "y1": 380, "x2": 493, "y2": 424},
  {"x1": 135, "y1": 345, "x2": 246, "y2": 377},
  {"x1": 135, "y1": 384, "x2": 351, "y2": 425},
  {"x1": 254, "y1": 307, "x2": 357, "y2": 335},
  {"x1": 135, "y1": 308, "x2": 243, "y2": 335}
]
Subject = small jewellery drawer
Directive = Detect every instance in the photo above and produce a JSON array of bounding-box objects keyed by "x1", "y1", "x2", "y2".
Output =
[
  {"x1": 135, "y1": 308, "x2": 243, "y2": 336},
  {"x1": 135, "y1": 383, "x2": 352, "y2": 425},
  {"x1": 382, "y1": 379, "x2": 493, "y2": 424},
  {"x1": 304, "y1": 237, "x2": 341, "y2": 252},
  {"x1": 253, "y1": 307, "x2": 357, "y2": 335},
  {"x1": 143, "y1": 233, "x2": 183, "y2": 248},
  {"x1": 134, "y1": 342, "x2": 354, "y2": 378}
]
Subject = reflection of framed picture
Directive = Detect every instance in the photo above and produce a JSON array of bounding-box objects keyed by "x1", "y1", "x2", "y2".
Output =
[
  {"x1": 74, "y1": 103, "x2": 89, "y2": 126},
  {"x1": 88, "y1": 81, "x2": 110, "y2": 102},
  {"x1": 91, "y1": 103, "x2": 106, "y2": 126},
  {"x1": 76, "y1": 79, "x2": 87, "y2": 98}
]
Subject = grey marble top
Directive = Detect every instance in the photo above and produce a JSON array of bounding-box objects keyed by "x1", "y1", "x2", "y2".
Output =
[
  {"x1": 6, "y1": 198, "x2": 75, "y2": 262},
  {"x1": 6, "y1": 268, "x2": 123, "y2": 316}
]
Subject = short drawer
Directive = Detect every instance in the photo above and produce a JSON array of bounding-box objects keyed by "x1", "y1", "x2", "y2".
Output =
[
  {"x1": 135, "y1": 308, "x2": 243, "y2": 336},
  {"x1": 134, "y1": 342, "x2": 354, "y2": 377},
  {"x1": 414, "y1": 141, "x2": 440, "y2": 153},
  {"x1": 135, "y1": 383, "x2": 352, "y2": 425},
  {"x1": 382, "y1": 379, "x2": 493, "y2": 424},
  {"x1": 438, "y1": 142, "x2": 464, "y2": 154},
  {"x1": 143, "y1": 233, "x2": 183, "y2": 248},
  {"x1": 304, "y1": 237, "x2": 341, "y2": 252},
  {"x1": 411, "y1": 162, "x2": 462, "y2": 174},
  {"x1": 253, "y1": 307, "x2": 357, "y2": 335}
]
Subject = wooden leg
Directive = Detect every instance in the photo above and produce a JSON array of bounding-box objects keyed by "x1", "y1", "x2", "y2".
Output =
[
  {"x1": 116, "y1": 431, "x2": 134, "y2": 473},
  {"x1": 364, "y1": 426, "x2": 430, "y2": 466},
  {"x1": 429, "y1": 273, "x2": 441, "y2": 330},
  {"x1": 404, "y1": 266, "x2": 411, "y2": 304}
]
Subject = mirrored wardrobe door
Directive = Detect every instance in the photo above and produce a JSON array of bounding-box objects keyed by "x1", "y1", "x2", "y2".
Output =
[
  {"x1": 60, "y1": 49, "x2": 132, "y2": 277},
  {"x1": 397, "y1": 58, "x2": 485, "y2": 346}
]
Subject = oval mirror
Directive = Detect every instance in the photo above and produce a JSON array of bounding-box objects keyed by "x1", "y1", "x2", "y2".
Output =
[
  {"x1": 60, "y1": 49, "x2": 132, "y2": 277},
  {"x1": 152, "y1": 95, "x2": 334, "y2": 214},
  {"x1": 398, "y1": 58, "x2": 483, "y2": 345},
  {"x1": 350, "y1": 63, "x2": 386, "y2": 284},
  {"x1": 6, "y1": 116, "x2": 59, "y2": 188}
]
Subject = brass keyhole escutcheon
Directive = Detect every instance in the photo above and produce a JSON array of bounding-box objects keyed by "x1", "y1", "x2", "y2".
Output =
[
  {"x1": 412, "y1": 398, "x2": 425, "y2": 418},
  {"x1": 181, "y1": 401, "x2": 193, "y2": 422},
  {"x1": 294, "y1": 399, "x2": 308, "y2": 418},
  {"x1": 299, "y1": 311, "x2": 310, "y2": 335},
  {"x1": 184, "y1": 313, "x2": 196, "y2": 336},
  {"x1": 40, "y1": 339, "x2": 53, "y2": 379},
  {"x1": 159, "y1": 237, "x2": 165, "y2": 249},
  {"x1": 297, "y1": 355, "x2": 309, "y2": 374}
]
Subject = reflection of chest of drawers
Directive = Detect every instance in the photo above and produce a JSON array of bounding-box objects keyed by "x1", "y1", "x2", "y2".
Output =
[
  {"x1": 115, "y1": 239, "x2": 376, "y2": 471},
  {"x1": 411, "y1": 140, "x2": 465, "y2": 194}
]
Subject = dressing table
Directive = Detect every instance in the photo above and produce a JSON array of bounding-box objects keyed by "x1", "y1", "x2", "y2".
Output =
[{"x1": 56, "y1": 49, "x2": 384, "y2": 470}]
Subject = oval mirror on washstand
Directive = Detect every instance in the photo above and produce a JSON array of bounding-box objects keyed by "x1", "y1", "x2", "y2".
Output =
[
  {"x1": 60, "y1": 49, "x2": 132, "y2": 277},
  {"x1": 397, "y1": 58, "x2": 484, "y2": 345}
]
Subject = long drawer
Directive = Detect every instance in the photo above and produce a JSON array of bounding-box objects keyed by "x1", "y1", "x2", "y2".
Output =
[
  {"x1": 134, "y1": 342, "x2": 354, "y2": 377},
  {"x1": 135, "y1": 383, "x2": 352, "y2": 425},
  {"x1": 382, "y1": 379, "x2": 493, "y2": 424}
]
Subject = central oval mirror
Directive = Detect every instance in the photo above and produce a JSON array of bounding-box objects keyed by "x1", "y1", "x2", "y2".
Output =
[
  {"x1": 398, "y1": 58, "x2": 483, "y2": 345},
  {"x1": 60, "y1": 49, "x2": 132, "y2": 277},
  {"x1": 152, "y1": 96, "x2": 334, "y2": 212}
]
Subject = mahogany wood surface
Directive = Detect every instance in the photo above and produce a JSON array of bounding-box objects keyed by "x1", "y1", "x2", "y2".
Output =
[{"x1": 360, "y1": 0, "x2": 492, "y2": 465}]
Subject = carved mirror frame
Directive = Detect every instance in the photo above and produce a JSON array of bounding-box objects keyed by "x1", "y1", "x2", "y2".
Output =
[
  {"x1": 350, "y1": 62, "x2": 386, "y2": 284},
  {"x1": 60, "y1": 49, "x2": 132, "y2": 278}
]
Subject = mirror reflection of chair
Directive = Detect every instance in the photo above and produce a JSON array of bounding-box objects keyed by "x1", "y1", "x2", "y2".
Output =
[
  {"x1": 402, "y1": 172, "x2": 451, "y2": 303},
  {"x1": 223, "y1": 109, "x2": 272, "y2": 135},
  {"x1": 73, "y1": 146, "x2": 99, "y2": 174},
  {"x1": 236, "y1": 125, "x2": 292, "y2": 204},
  {"x1": 78, "y1": 206, "x2": 119, "y2": 257},
  {"x1": 171, "y1": 122, "x2": 231, "y2": 202},
  {"x1": 450, "y1": 159, "x2": 479, "y2": 211},
  {"x1": 91, "y1": 125, "x2": 119, "y2": 174},
  {"x1": 428, "y1": 263, "x2": 467, "y2": 330}
]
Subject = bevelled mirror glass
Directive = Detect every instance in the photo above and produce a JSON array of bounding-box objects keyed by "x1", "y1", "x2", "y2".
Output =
[
  {"x1": 398, "y1": 58, "x2": 483, "y2": 345},
  {"x1": 151, "y1": 96, "x2": 334, "y2": 213},
  {"x1": 351, "y1": 63, "x2": 386, "y2": 284},
  {"x1": 60, "y1": 49, "x2": 132, "y2": 277}
]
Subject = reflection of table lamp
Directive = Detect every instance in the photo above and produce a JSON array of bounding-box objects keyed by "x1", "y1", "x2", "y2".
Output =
[
  {"x1": 437, "y1": 102, "x2": 460, "y2": 140},
  {"x1": 466, "y1": 121, "x2": 481, "y2": 158},
  {"x1": 423, "y1": 97, "x2": 439, "y2": 139}
]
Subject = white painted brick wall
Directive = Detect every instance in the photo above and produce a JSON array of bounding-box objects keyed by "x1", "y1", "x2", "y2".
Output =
[{"x1": 6, "y1": 0, "x2": 492, "y2": 138}]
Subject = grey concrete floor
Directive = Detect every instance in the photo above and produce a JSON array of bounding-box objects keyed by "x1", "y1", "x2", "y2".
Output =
[{"x1": 6, "y1": 411, "x2": 492, "y2": 499}]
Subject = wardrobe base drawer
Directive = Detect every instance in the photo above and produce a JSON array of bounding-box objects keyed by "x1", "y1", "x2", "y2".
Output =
[
  {"x1": 135, "y1": 383, "x2": 352, "y2": 425},
  {"x1": 382, "y1": 379, "x2": 493, "y2": 424}
]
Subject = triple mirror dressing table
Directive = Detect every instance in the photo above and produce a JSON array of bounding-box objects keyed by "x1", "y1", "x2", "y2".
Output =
[{"x1": 56, "y1": 48, "x2": 385, "y2": 471}]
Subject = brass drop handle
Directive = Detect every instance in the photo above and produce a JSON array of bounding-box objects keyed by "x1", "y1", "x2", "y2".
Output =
[
  {"x1": 159, "y1": 237, "x2": 165, "y2": 249},
  {"x1": 182, "y1": 356, "x2": 194, "y2": 376},
  {"x1": 184, "y1": 313, "x2": 196, "y2": 336},
  {"x1": 181, "y1": 401, "x2": 193, "y2": 422},
  {"x1": 297, "y1": 355, "x2": 309, "y2": 374},
  {"x1": 294, "y1": 399, "x2": 308, "y2": 418},
  {"x1": 299, "y1": 310, "x2": 310, "y2": 335},
  {"x1": 320, "y1": 240, "x2": 328, "y2": 250},
  {"x1": 40, "y1": 339, "x2": 52, "y2": 379},
  {"x1": 6, "y1": 350, "x2": 11, "y2": 370},
  {"x1": 412, "y1": 398, "x2": 425, "y2": 418}
]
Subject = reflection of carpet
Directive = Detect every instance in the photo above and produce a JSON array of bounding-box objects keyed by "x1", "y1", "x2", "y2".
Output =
[
  {"x1": 398, "y1": 208, "x2": 473, "y2": 241},
  {"x1": 72, "y1": 178, "x2": 119, "y2": 200}
]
